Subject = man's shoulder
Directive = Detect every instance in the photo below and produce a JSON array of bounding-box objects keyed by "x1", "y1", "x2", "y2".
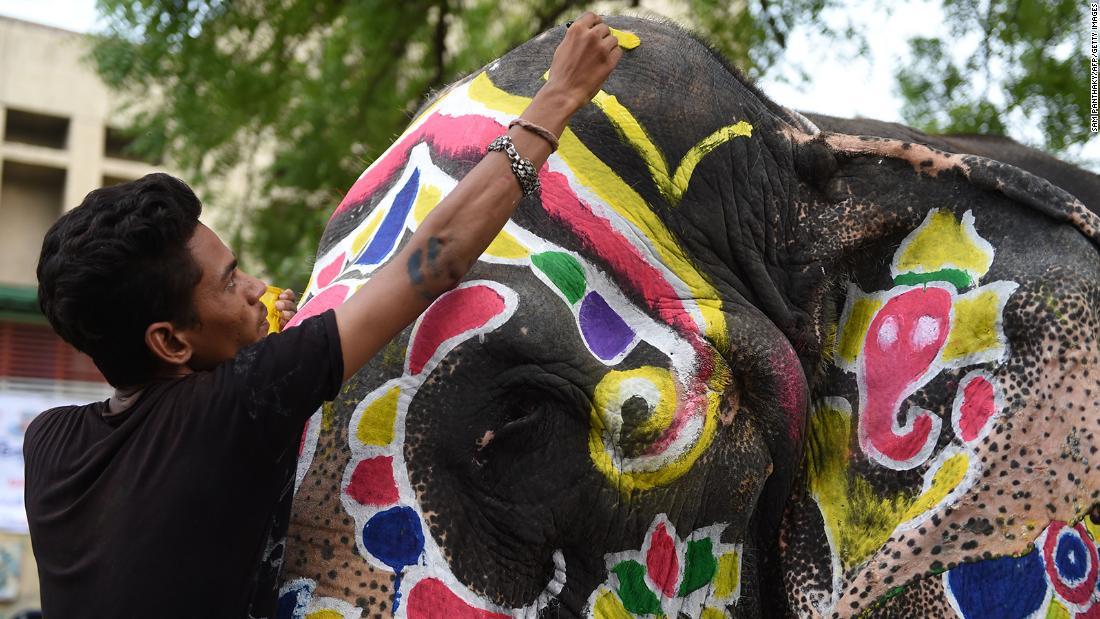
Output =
[{"x1": 25, "y1": 402, "x2": 97, "y2": 446}]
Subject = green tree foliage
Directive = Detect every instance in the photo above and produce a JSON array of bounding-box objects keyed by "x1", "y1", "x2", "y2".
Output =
[
  {"x1": 90, "y1": 0, "x2": 1089, "y2": 289},
  {"x1": 897, "y1": 0, "x2": 1090, "y2": 155}
]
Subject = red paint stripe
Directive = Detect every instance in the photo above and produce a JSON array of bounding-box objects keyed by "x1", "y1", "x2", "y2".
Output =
[{"x1": 332, "y1": 114, "x2": 505, "y2": 219}]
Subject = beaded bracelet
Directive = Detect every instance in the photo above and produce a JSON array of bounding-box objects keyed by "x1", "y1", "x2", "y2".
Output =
[
  {"x1": 487, "y1": 135, "x2": 540, "y2": 196},
  {"x1": 508, "y1": 118, "x2": 560, "y2": 152}
]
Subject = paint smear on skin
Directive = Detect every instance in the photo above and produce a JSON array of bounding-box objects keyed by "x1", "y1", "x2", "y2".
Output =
[
  {"x1": 531, "y1": 251, "x2": 587, "y2": 304},
  {"x1": 316, "y1": 252, "x2": 346, "y2": 289},
  {"x1": 356, "y1": 386, "x2": 400, "y2": 445},
  {"x1": 285, "y1": 285, "x2": 349, "y2": 329},
  {"x1": 700, "y1": 608, "x2": 727, "y2": 619},
  {"x1": 350, "y1": 208, "x2": 386, "y2": 256},
  {"x1": 361, "y1": 506, "x2": 425, "y2": 574},
  {"x1": 1047, "y1": 600, "x2": 1073, "y2": 619},
  {"x1": 609, "y1": 27, "x2": 640, "y2": 49},
  {"x1": 405, "y1": 578, "x2": 509, "y2": 619},
  {"x1": 345, "y1": 456, "x2": 399, "y2": 506},
  {"x1": 859, "y1": 286, "x2": 952, "y2": 468},
  {"x1": 894, "y1": 268, "x2": 973, "y2": 290},
  {"x1": 944, "y1": 549, "x2": 1049, "y2": 619},
  {"x1": 305, "y1": 611, "x2": 344, "y2": 619},
  {"x1": 579, "y1": 291, "x2": 637, "y2": 361},
  {"x1": 408, "y1": 285, "x2": 506, "y2": 375},
  {"x1": 356, "y1": 170, "x2": 420, "y2": 266},
  {"x1": 899, "y1": 452, "x2": 970, "y2": 521},
  {"x1": 941, "y1": 285, "x2": 1015, "y2": 363},
  {"x1": 646, "y1": 522, "x2": 681, "y2": 597},
  {"x1": 771, "y1": 343, "x2": 808, "y2": 442},
  {"x1": 806, "y1": 402, "x2": 916, "y2": 569},
  {"x1": 411, "y1": 183, "x2": 442, "y2": 225},
  {"x1": 593, "y1": 589, "x2": 633, "y2": 619},
  {"x1": 679, "y1": 538, "x2": 718, "y2": 596},
  {"x1": 483, "y1": 229, "x2": 530, "y2": 260},
  {"x1": 713, "y1": 552, "x2": 741, "y2": 599},
  {"x1": 891, "y1": 210, "x2": 994, "y2": 284},
  {"x1": 837, "y1": 294, "x2": 883, "y2": 367},
  {"x1": 954, "y1": 374, "x2": 997, "y2": 443},
  {"x1": 612, "y1": 560, "x2": 664, "y2": 614},
  {"x1": 590, "y1": 88, "x2": 752, "y2": 205}
]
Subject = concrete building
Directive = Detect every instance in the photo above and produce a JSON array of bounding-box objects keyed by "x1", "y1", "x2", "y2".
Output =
[{"x1": 0, "y1": 14, "x2": 173, "y2": 613}]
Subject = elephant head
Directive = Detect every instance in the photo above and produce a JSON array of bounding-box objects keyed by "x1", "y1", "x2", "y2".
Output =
[{"x1": 274, "y1": 17, "x2": 1100, "y2": 619}]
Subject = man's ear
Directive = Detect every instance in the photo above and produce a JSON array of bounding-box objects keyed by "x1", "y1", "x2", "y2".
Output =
[{"x1": 145, "y1": 321, "x2": 193, "y2": 368}]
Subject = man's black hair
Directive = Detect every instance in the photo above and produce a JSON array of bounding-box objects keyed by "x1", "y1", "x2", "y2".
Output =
[{"x1": 37, "y1": 173, "x2": 204, "y2": 387}]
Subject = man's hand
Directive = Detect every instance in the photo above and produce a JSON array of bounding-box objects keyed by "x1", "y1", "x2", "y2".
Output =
[
  {"x1": 542, "y1": 13, "x2": 624, "y2": 112},
  {"x1": 275, "y1": 289, "x2": 297, "y2": 330}
]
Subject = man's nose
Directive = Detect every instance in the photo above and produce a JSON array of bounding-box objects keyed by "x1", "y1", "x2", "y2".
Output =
[{"x1": 246, "y1": 274, "x2": 267, "y2": 303}]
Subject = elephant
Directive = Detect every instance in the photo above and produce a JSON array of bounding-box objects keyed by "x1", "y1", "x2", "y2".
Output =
[{"x1": 269, "y1": 16, "x2": 1100, "y2": 619}]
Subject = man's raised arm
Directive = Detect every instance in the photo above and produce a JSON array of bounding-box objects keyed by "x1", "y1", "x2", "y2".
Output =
[{"x1": 334, "y1": 12, "x2": 622, "y2": 380}]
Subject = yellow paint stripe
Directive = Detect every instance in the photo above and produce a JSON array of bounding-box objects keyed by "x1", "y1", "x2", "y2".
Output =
[
  {"x1": 837, "y1": 295, "x2": 882, "y2": 365},
  {"x1": 350, "y1": 207, "x2": 386, "y2": 256},
  {"x1": 900, "y1": 452, "x2": 969, "y2": 522},
  {"x1": 590, "y1": 92, "x2": 752, "y2": 205},
  {"x1": 670, "y1": 121, "x2": 753, "y2": 199},
  {"x1": 591, "y1": 90, "x2": 672, "y2": 197}
]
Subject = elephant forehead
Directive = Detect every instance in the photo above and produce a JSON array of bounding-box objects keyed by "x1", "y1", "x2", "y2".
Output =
[{"x1": 304, "y1": 70, "x2": 734, "y2": 355}]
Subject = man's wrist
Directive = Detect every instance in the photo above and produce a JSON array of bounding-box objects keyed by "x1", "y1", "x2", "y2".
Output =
[{"x1": 524, "y1": 84, "x2": 583, "y2": 134}]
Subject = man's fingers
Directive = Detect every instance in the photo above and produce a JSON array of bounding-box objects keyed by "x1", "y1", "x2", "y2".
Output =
[
  {"x1": 593, "y1": 23, "x2": 611, "y2": 39},
  {"x1": 573, "y1": 11, "x2": 600, "y2": 29}
]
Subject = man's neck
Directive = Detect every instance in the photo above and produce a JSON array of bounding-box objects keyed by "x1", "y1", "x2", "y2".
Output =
[{"x1": 107, "y1": 386, "x2": 143, "y2": 416}]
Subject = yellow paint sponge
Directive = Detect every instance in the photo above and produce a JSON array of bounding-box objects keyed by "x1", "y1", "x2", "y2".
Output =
[
  {"x1": 609, "y1": 28, "x2": 640, "y2": 49},
  {"x1": 259, "y1": 285, "x2": 284, "y2": 334}
]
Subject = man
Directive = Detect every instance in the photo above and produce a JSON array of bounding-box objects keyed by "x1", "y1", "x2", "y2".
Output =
[{"x1": 25, "y1": 14, "x2": 621, "y2": 617}]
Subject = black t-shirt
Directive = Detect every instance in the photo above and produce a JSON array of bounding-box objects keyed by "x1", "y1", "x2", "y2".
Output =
[{"x1": 24, "y1": 310, "x2": 343, "y2": 618}]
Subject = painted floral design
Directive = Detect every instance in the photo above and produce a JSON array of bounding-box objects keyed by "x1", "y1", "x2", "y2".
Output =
[{"x1": 587, "y1": 515, "x2": 741, "y2": 618}]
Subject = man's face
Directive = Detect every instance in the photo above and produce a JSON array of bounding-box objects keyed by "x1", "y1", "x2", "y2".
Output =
[{"x1": 180, "y1": 224, "x2": 269, "y2": 370}]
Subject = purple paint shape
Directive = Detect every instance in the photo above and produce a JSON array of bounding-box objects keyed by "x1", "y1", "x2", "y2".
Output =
[{"x1": 579, "y1": 291, "x2": 636, "y2": 361}]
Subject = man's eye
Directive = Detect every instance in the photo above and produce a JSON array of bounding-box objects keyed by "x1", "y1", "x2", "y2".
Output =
[{"x1": 227, "y1": 276, "x2": 237, "y2": 290}]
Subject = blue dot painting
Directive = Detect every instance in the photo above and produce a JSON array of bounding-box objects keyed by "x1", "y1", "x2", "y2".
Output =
[
  {"x1": 362, "y1": 505, "x2": 425, "y2": 573},
  {"x1": 945, "y1": 550, "x2": 1048, "y2": 619},
  {"x1": 1055, "y1": 532, "x2": 1090, "y2": 583}
]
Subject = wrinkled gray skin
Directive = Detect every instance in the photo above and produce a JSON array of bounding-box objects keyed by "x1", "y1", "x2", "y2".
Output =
[
  {"x1": 806, "y1": 112, "x2": 1100, "y2": 213},
  {"x1": 280, "y1": 16, "x2": 1100, "y2": 618}
]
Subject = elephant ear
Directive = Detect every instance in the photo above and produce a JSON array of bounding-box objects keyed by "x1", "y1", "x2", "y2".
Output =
[
  {"x1": 787, "y1": 129, "x2": 1100, "y2": 265},
  {"x1": 778, "y1": 130, "x2": 1100, "y2": 615}
]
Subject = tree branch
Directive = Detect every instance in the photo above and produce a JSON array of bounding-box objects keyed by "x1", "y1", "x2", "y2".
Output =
[{"x1": 429, "y1": 0, "x2": 450, "y2": 90}]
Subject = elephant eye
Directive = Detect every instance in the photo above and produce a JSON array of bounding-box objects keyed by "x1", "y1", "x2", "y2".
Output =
[{"x1": 492, "y1": 389, "x2": 553, "y2": 446}]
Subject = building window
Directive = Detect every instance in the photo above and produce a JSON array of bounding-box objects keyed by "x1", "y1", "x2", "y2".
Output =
[
  {"x1": 3, "y1": 109, "x2": 68, "y2": 150},
  {"x1": 0, "y1": 162, "x2": 65, "y2": 287},
  {"x1": 101, "y1": 175, "x2": 131, "y2": 188},
  {"x1": 104, "y1": 126, "x2": 156, "y2": 163}
]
